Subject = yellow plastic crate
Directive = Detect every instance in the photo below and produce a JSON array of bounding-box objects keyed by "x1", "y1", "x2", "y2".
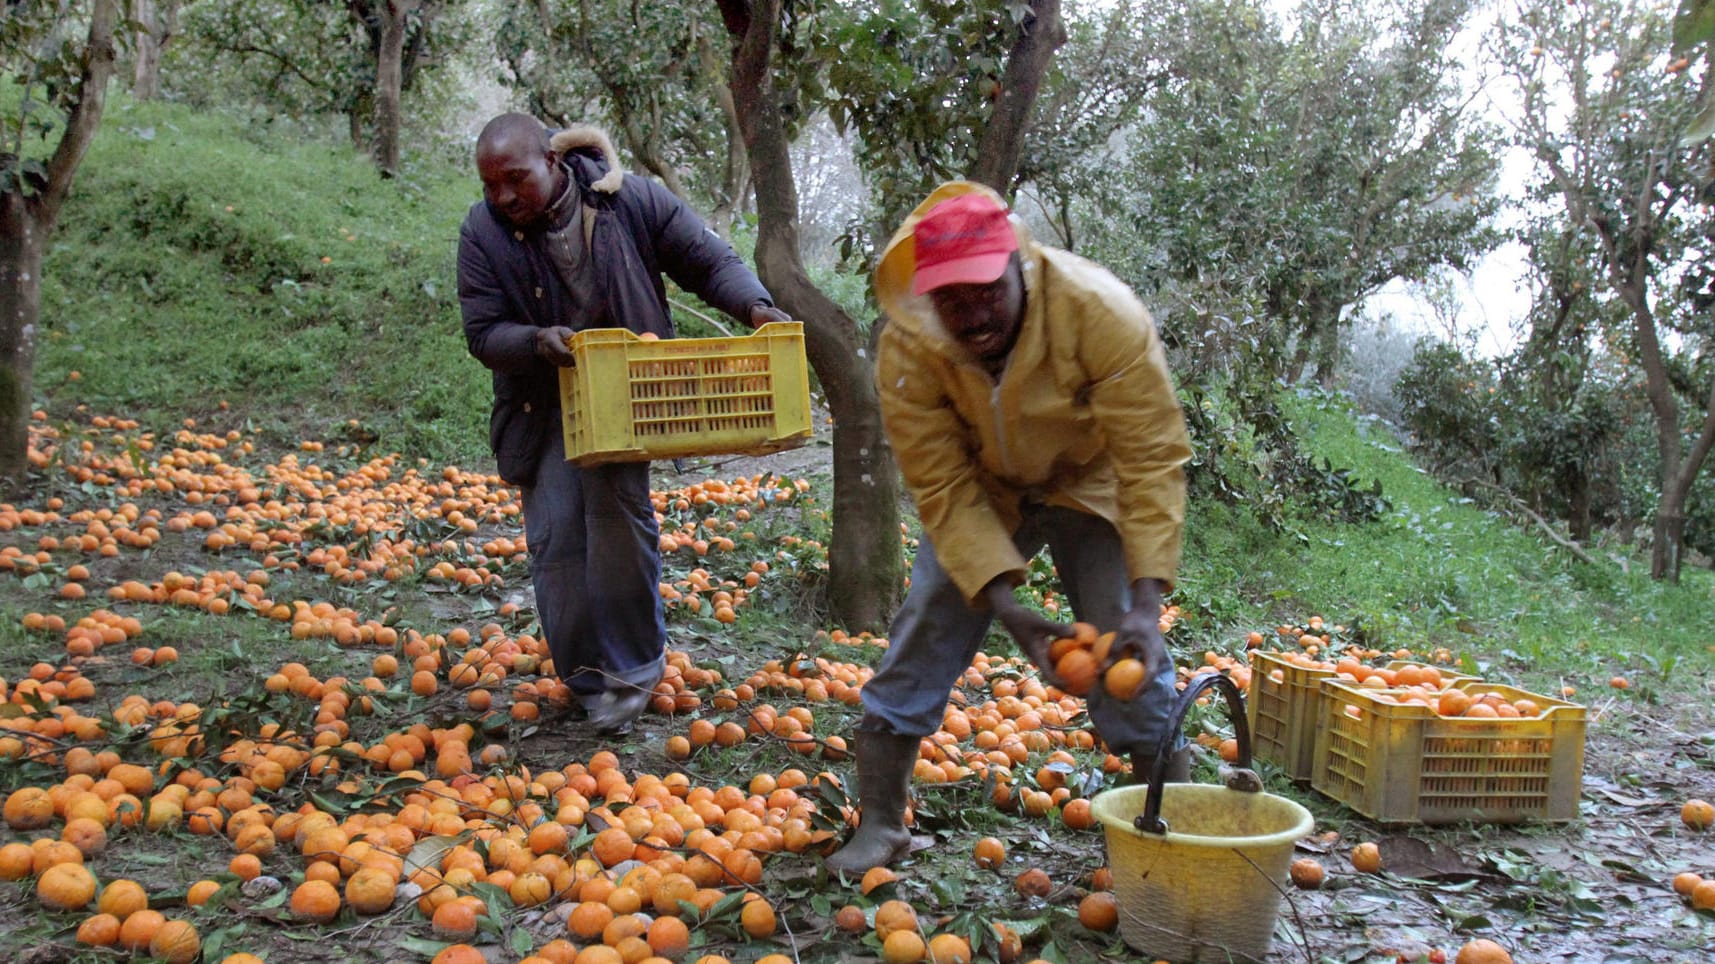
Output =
[
  {"x1": 1246, "y1": 651, "x2": 1336, "y2": 783},
  {"x1": 1247, "y1": 653, "x2": 1473, "y2": 783},
  {"x1": 1311, "y1": 680, "x2": 1586, "y2": 824},
  {"x1": 558, "y1": 322, "x2": 813, "y2": 467}
]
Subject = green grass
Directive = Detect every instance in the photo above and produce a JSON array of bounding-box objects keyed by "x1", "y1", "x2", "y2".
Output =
[{"x1": 39, "y1": 96, "x2": 487, "y2": 462}]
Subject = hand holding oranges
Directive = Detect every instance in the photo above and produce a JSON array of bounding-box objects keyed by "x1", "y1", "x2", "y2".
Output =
[{"x1": 1046, "y1": 622, "x2": 1153, "y2": 700}]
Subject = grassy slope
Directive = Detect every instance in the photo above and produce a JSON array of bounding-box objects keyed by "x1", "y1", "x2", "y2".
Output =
[
  {"x1": 1180, "y1": 390, "x2": 1714, "y2": 697},
  {"x1": 40, "y1": 97, "x2": 490, "y2": 463},
  {"x1": 36, "y1": 99, "x2": 1715, "y2": 693}
]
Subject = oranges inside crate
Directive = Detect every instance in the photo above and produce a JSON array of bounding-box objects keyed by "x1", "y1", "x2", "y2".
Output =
[
  {"x1": 1246, "y1": 651, "x2": 1470, "y2": 783},
  {"x1": 558, "y1": 323, "x2": 812, "y2": 466},
  {"x1": 1311, "y1": 680, "x2": 1586, "y2": 824}
]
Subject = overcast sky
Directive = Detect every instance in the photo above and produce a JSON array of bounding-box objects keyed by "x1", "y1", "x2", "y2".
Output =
[{"x1": 1356, "y1": 1, "x2": 1538, "y2": 361}]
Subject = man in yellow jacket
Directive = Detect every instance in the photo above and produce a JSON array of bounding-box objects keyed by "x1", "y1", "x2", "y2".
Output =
[{"x1": 825, "y1": 182, "x2": 1194, "y2": 875}]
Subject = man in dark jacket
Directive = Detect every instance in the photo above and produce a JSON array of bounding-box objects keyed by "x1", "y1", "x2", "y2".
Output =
[{"x1": 457, "y1": 112, "x2": 788, "y2": 733}]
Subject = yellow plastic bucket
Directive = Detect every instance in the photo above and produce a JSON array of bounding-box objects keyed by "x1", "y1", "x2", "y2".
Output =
[
  {"x1": 1091, "y1": 783, "x2": 1313, "y2": 962},
  {"x1": 1090, "y1": 671, "x2": 1314, "y2": 963}
]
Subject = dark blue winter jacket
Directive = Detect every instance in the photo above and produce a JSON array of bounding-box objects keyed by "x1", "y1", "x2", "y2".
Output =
[{"x1": 457, "y1": 145, "x2": 773, "y2": 486}]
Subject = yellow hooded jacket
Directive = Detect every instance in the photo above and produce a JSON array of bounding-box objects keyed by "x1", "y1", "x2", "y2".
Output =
[{"x1": 873, "y1": 181, "x2": 1193, "y2": 606}]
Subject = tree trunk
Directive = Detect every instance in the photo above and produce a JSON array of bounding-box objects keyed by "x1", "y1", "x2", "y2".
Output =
[
  {"x1": 1313, "y1": 307, "x2": 1340, "y2": 387},
  {"x1": 1656, "y1": 385, "x2": 1715, "y2": 582},
  {"x1": 1617, "y1": 277, "x2": 1686, "y2": 582},
  {"x1": 1286, "y1": 327, "x2": 1311, "y2": 384},
  {"x1": 0, "y1": 0, "x2": 119, "y2": 490},
  {"x1": 721, "y1": 0, "x2": 903, "y2": 631},
  {"x1": 1651, "y1": 505, "x2": 1684, "y2": 583},
  {"x1": 133, "y1": 0, "x2": 161, "y2": 100},
  {"x1": 970, "y1": 0, "x2": 1066, "y2": 194},
  {"x1": 1567, "y1": 470, "x2": 1591, "y2": 545},
  {"x1": 614, "y1": 111, "x2": 690, "y2": 200},
  {"x1": 373, "y1": 0, "x2": 415, "y2": 177},
  {"x1": 0, "y1": 196, "x2": 41, "y2": 489}
]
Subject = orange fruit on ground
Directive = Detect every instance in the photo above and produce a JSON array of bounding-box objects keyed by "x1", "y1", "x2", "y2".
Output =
[
  {"x1": 567, "y1": 900, "x2": 615, "y2": 941},
  {"x1": 97, "y1": 878, "x2": 149, "y2": 919},
  {"x1": 1350, "y1": 842, "x2": 1382, "y2": 874},
  {"x1": 1671, "y1": 871, "x2": 1702, "y2": 896},
  {"x1": 433, "y1": 898, "x2": 480, "y2": 940},
  {"x1": 1692, "y1": 878, "x2": 1715, "y2": 911},
  {"x1": 1103, "y1": 658, "x2": 1147, "y2": 700},
  {"x1": 591, "y1": 826, "x2": 636, "y2": 866},
  {"x1": 881, "y1": 929, "x2": 927, "y2": 964},
  {"x1": 600, "y1": 912, "x2": 648, "y2": 946},
  {"x1": 835, "y1": 903, "x2": 868, "y2": 932},
  {"x1": 0, "y1": 841, "x2": 34, "y2": 880},
  {"x1": 38, "y1": 861, "x2": 97, "y2": 910},
  {"x1": 1013, "y1": 867, "x2": 1051, "y2": 898},
  {"x1": 739, "y1": 897, "x2": 777, "y2": 937},
  {"x1": 117, "y1": 908, "x2": 166, "y2": 951},
  {"x1": 860, "y1": 865, "x2": 897, "y2": 894},
  {"x1": 149, "y1": 918, "x2": 201, "y2": 964},
  {"x1": 538, "y1": 941, "x2": 579, "y2": 964},
  {"x1": 1609, "y1": 675, "x2": 1629, "y2": 690},
  {"x1": 431, "y1": 946, "x2": 487, "y2": 964},
  {"x1": 1077, "y1": 891, "x2": 1119, "y2": 931},
  {"x1": 1681, "y1": 798, "x2": 1714, "y2": 831},
  {"x1": 646, "y1": 915, "x2": 691, "y2": 957},
  {"x1": 108, "y1": 763, "x2": 154, "y2": 796},
  {"x1": 31, "y1": 838, "x2": 84, "y2": 874},
  {"x1": 529, "y1": 820, "x2": 570, "y2": 855},
  {"x1": 1060, "y1": 798, "x2": 1094, "y2": 831},
  {"x1": 346, "y1": 866, "x2": 398, "y2": 915},
  {"x1": 1289, "y1": 857, "x2": 1325, "y2": 889},
  {"x1": 973, "y1": 836, "x2": 1006, "y2": 869},
  {"x1": 75, "y1": 911, "x2": 122, "y2": 946},
  {"x1": 229, "y1": 853, "x2": 263, "y2": 881},
  {"x1": 4, "y1": 786, "x2": 55, "y2": 829},
  {"x1": 873, "y1": 898, "x2": 918, "y2": 940},
  {"x1": 289, "y1": 879, "x2": 341, "y2": 923},
  {"x1": 926, "y1": 932, "x2": 972, "y2": 964},
  {"x1": 1453, "y1": 938, "x2": 1513, "y2": 964},
  {"x1": 186, "y1": 879, "x2": 221, "y2": 907}
]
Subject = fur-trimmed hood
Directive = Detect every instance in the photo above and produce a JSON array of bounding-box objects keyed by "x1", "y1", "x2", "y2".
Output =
[{"x1": 548, "y1": 124, "x2": 625, "y2": 194}]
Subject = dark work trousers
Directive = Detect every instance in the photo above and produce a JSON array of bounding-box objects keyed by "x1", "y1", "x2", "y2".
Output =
[
  {"x1": 860, "y1": 503, "x2": 1178, "y2": 754},
  {"x1": 522, "y1": 427, "x2": 667, "y2": 700}
]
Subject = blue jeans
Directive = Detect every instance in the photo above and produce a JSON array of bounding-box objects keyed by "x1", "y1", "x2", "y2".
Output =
[
  {"x1": 861, "y1": 503, "x2": 1178, "y2": 753},
  {"x1": 522, "y1": 429, "x2": 667, "y2": 698}
]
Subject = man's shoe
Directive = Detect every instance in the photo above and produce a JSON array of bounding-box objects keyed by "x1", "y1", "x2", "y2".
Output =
[{"x1": 588, "y1": 688, "x2": 650, "y2": 735}]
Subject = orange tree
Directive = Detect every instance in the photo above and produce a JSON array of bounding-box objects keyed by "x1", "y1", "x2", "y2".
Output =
[
  {"x1": 0, "y1": 0, "x2": 121, "y2": 491},
  {"x1": 1496, "y1": 0, "x2": 1715, "y2": 581}
]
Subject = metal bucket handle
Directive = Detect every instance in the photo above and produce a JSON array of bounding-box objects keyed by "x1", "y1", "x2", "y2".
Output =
[{"x1": 1133, "y1": 671, "x2": 1254, "y2": 835}]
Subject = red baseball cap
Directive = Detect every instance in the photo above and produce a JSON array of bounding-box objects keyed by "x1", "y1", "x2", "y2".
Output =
[{"x1": 911, "y1": 193, "x2": 1019, "y2": 295}]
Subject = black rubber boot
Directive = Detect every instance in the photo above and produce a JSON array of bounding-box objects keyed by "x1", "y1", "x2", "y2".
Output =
[
  {"x1": 824, "y1": 731, "x2": 919, "y2": 877},
  {"x1": 1129, "y1": 744, "x2": 1192, "y2": 786}
]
